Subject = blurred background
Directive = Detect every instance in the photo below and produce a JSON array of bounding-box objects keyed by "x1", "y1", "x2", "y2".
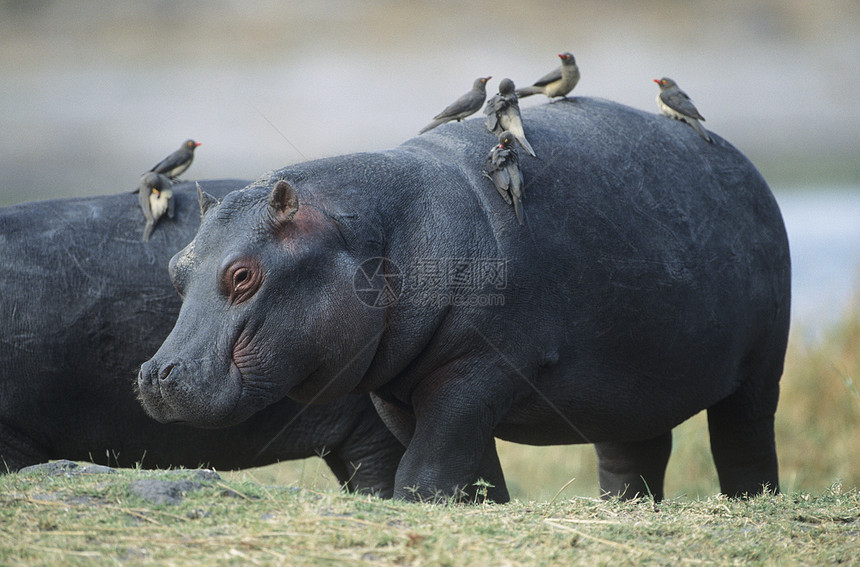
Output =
[{"x1": 1, "y1": 0, "x2": 858, "y2": 500}]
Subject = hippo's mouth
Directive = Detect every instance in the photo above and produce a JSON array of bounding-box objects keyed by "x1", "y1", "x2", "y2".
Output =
[{"x1": 137, "y1": 355, "x2": 246, "y2": 428}]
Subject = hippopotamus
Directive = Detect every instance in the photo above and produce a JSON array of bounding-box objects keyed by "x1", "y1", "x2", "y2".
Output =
[
  {"x1": 138, "y1": 97, "x2": 791, "y2": 503},
  {"x1": 0, "y1": 181, "x2": 404, "y2": 496}
]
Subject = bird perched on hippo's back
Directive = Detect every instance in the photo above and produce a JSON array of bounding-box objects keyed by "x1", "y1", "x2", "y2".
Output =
[
  {"x1": 149, "y1": 139, "x2": 201, "y2": 179},
  {"x1": 653, "y1": 77, "x2": 713, "y2": 143},
  {"x1": 516, "y1": 52, "x2": 580, "y2": 100},
  {"x1": 483, "y1": 130, "x2": 525, "y2": 225},
  {"x1": 138, "y1": 172, "x2": 175, "y2": 242},
  {"x1": 484, "y1": 78, "x2": 536, "y2": 157},
  {"x1": 419, "y1": 77, "x2": 491, "y2": 134}
]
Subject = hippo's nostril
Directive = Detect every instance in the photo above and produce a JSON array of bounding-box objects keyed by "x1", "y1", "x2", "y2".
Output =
[{"x1": 158, "y1": 363, "x2": 177, "y2": 382}]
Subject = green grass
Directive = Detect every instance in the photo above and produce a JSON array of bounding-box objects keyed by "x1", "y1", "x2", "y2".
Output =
[{"x1": 1, "y1": 467, "x2": 857, "y2": 566}]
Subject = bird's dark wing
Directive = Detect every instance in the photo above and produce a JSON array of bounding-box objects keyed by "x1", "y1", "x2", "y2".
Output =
[
  {"x1": 492, "y1": 147, "x2": 515, "y2": 168},
  {"x1": 484, "y1": 94, "x2": 503, "y2": 115},
  {"x1": 492, "y1": 164, "x2": 512, "y2": 192},
  {"x1": 434, "y1": 90, "x2": 483, "y2": 120},
  {"x1": 149, "y1": 150, "x2": 184, "y2": 174},
  {"x1": 484, "y1": 96, "x2": 502, "y2": 131},
  {"x1": 661, "y1": 89, "x2": 705, "y2": 121},
  {"x1": 491, "y1": 170, "x2": 513, "y2": 204},
  {"x1": 504, "y1": 94, "x2": 520, "y2": 111},
  {"x1": 531, "y1": 66, "x2": 562, "y2": 87},
  {"x1": 509, "y1": 163, "x2": 524, "y2": 200}
]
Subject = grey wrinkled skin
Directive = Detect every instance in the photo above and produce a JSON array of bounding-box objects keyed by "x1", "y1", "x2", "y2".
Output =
[
  {"x1": 140, "y1": 98, "x2": 791, "y2": 503},
  {"x1": 0, "y1": 181, "x2": 403, "y2": 497}
]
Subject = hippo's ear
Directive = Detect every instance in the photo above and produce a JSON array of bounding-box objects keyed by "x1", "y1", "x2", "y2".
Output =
[
  {"x1": 196, "y1": 183, "x2": 220, "y2": 217},
  {"x1": 268, "y1": 180, "x2": 299, "y2": 222}
]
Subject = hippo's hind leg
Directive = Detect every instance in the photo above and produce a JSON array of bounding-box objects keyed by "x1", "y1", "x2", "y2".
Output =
[
  {"x1": 594, "y1": 432, "x2": 672, "y2": 500},
  {"x1": 707, "y1": 368, "x2": 781, "y2": 497}
]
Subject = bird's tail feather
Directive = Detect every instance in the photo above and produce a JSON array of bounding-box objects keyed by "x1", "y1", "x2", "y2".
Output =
[
  {"x1": 419, "y1": 119, "x2": 446, "y2": 134},
  {"x1": 690, "y1": 119, "x2": 713, "y2": 143},
  {"x1": 514, "y1": 86, "x2": 542, "y2": 98},
  {"x1": 142, "y1": 221, "x2": 155, "y2": 242},
  {"x1": 517, "y1": 136, "x2": 536, "y2": 157}
]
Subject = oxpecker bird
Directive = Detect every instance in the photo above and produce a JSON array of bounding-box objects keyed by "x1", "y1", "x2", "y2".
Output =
[
  {"x1": 653, "y1": 77, "x2": 713, "y2": 143},
  {"x1": 138, "y1": 172, "x2": 175, "y2": 242},
  {"x1": 516, "y1": 52, "x2": 580, "y2": 100},
  {"x1": 483, "y1": 131, "x2": 525, "y2": 225},
  {"x1": 149, "y1": 139, "x2": 201, "y2": 179},
  {"x1": 484, "y1": 78, "x2": 536, "y2": 157},
  {"x1": 419, "y1": 77, "x2": 491, "y2": 134}
]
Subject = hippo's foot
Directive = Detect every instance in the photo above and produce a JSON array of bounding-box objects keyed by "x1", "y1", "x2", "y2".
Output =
[
  {"x1": 394, "y1": 435, "x2": 510, "y2": 504},
  {"x1": 595, "y1": 432, "x2": 672, "y2": 501},
  {"x1": 708, "y1": 407, "x2": 779, "y2": 497}
]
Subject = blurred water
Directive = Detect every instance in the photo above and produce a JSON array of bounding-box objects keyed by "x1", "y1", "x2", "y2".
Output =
[
  {"x1": 776, "y1": 188, "x2": 860, "y2": 337},
  {"x1": 2, "y1": 1, "x2": 859, "y2": 203}
]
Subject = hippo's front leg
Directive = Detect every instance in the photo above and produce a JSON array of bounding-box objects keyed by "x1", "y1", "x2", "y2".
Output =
[{"x1": 393, "y1": 360, "x2": 513, "y2": 503}]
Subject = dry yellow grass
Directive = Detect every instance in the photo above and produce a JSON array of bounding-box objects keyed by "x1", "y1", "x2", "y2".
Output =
[
  {"x1": 777, "y1": 297, "x2": 860, "y2": 493},
  {"x1": 3, "y1": 467, "x2": 858, "y2": 566}
]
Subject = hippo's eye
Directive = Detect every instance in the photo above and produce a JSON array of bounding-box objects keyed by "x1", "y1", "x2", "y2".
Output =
[
  {"x1": 234, "y1": 268, "x2": 249, "y2": 285},
  {"x1": 221, "y1": 258, "x2": 263, "y2": 305}
]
